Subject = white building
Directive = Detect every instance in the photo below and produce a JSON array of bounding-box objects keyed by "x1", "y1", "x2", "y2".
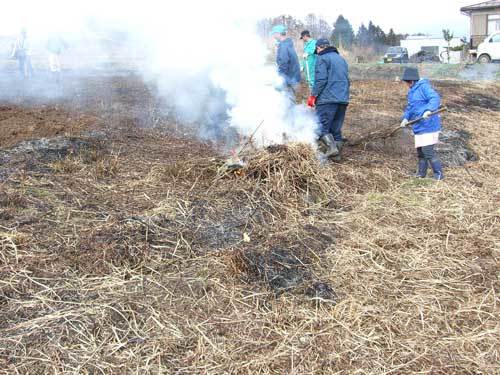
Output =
[{"x1": 401, "y1": 36, "x2": 464, "y2": 63}]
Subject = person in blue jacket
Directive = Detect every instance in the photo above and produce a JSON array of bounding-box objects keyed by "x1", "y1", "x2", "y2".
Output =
[
  {"x1": 270, "y1": 25, "x2": 301, "y2": 96},
  {"x1": 400, "y1": 67, "x2": 444, "y2": 180},
  {"x1": 307, "y1": 38, "x2": 350, "y2": 160}
]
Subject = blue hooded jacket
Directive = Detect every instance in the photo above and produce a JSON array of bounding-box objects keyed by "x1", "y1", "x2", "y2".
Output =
[
  {"x1": 312, "y1": 46, "x2": 350, "y2": 105},
  {"x1": 404, "y1": 79, "x2": 441, "y2": 135},
  {"x1": 276, "y1": 38, "x2": 301, "y2": 86}
]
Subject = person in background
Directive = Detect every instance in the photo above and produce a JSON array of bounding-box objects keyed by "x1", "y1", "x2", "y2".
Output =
[
  {"x1": 307, "y1": 38, "x2": 350, "y2": 161},
  {"x1": 400, "y1": 67, "x2": 444, "y2": 180},
  {"x1": 10, "y1": 28, "x2": 34, "y2": 79},
  {"x1": 46, "y1": 34, "x2": 68, "y2": 84},
  {"x1": 270, "y1": 24, "x2": 301, "y2": 99},
  {"x1": 300, "y1": 30, "x2": 316, "y2": 90}
]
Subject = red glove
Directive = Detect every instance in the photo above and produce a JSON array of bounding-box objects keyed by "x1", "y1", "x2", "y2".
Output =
[{"x1": 307, "y1": 96, "x2": 317, "y2": 108}]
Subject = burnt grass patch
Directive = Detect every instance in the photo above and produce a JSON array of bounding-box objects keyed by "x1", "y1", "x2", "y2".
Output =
[
  {"x1": 463, "y1": 93, "x2": 500, "y2": 111},
  {"x1": 0, "y1": 136, "x2": 107, "y2": 180},
  {"x1": 231, "y1": 241, "x2": 338, "y2": 303},
  {"x1": 447, "y1": 92, "x2": 500, "y2": 112},
  {"x1": 437, "y1": 129, "x2": 478, "y2": 167}
]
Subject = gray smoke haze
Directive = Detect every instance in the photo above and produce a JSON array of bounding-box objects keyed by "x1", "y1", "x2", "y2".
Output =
[
  {"x1": 459, "y1": 64, "x2": 500, "y2": 81},
  {"x1": 0, "y1": 1, "x2": 319, "y2": 147},
  {"x1": 1, "y1": 1, "x2": 498, "y2": 149}
]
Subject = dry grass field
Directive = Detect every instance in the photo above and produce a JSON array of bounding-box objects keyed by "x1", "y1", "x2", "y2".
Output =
[{"x1": 0, "y1": 76, "x2": 499, "y2": 374}]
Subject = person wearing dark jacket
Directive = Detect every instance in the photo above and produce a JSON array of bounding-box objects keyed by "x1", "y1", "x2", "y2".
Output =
[
  {"x1": 270, "y1": 25, "x2": 301, "y2": 94},
  {"x1": 307, "y1": 38, "x2": 350, "y2": 160},
  {"x1": 400, "y1": 67, "x2": 444, "y2": 180}
]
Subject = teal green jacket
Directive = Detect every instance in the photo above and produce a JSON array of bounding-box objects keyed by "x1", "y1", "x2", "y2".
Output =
[{"x1": 301, "y1": 39, "x2": 317, "y2": 88}]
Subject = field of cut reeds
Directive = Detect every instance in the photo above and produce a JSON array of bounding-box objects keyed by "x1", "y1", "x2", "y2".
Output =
[{"x1": 0, "y1": 77, "x2": 499, "y2": 374}]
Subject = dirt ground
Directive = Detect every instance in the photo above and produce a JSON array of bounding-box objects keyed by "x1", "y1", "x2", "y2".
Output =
[
  {"x1": 0, "y1": 75, "x2": 499, "y2": 374},
  {"x1": 0, "y1": 105, "x2": 98, "y2": 148}
]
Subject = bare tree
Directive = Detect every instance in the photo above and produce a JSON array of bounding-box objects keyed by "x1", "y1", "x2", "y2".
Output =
[
  {"x1": 442, "y1": 29, "x2": 454, "y2": 64},
  {"x1": 304, "y1": 13, "x2": 332, "y2": 39}
]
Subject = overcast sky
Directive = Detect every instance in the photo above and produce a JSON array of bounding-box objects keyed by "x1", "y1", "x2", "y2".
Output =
[
  {"x1": 0, "y1": 0, "x2": 475, "y2": 37},
  {"x1": 281, "y1": 0, "x2": 474, "y2": 36}
]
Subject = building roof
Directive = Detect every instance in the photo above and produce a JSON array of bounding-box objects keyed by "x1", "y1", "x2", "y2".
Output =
[{"x1": 461, "y1": 0, "x2": 500, "y2": 13}]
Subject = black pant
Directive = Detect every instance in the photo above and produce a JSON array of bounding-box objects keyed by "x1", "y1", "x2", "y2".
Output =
[
  {"x1": 417, "y1": 145, "x2": 436, "y2": 161},
  {"x1": 316, "y1": 103, "x2": 347, "y2": 141}
]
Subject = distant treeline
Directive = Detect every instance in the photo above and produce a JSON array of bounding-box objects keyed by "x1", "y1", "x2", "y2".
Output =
[{"x1": 257, "y1": 14, "x2": 409, "y2": 52}]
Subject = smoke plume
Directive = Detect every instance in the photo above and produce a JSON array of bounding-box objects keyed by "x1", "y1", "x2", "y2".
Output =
[{"x1": 0, "y1": 1, "x2": 319, "y2": 147}]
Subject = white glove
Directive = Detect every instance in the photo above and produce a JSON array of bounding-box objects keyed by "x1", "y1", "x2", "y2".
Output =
[
  {"x1": 303, "y1": 53, "x2": 308, "y2": 59},
  {"x1": 400, "y1": 119, "x2": 409, "y2": 128},
  {"x1": 423, "y1": 111, "x2": 432, "y2": 119}
]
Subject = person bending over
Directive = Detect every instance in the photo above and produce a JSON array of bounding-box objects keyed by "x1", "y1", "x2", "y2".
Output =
[{"x1": 400, "y1": 67, "x2": 444, "y2": 181}]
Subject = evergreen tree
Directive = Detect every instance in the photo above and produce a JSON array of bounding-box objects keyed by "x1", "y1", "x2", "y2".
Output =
[
  {"x1": 353, "y1": 20, "x2": 408, "y2": 51},
  {"x1": 367, "y1": 21, "x2": 377, "y2": 45},
  {"x1": 356, "y1": 23, "x2": 370, "y2": 47},
  {"x1": 364, "y1": 21, "x2": 388, "y2": 51},
  {"x1": 331, "y1": 15, "x2": 355, "y2": 49},
  {"x1": 374, "y1": 25, "x2": 387, "y2": 45},
  {"x1": 386, "y1": 28, "x2": 398, "y2": 46}
]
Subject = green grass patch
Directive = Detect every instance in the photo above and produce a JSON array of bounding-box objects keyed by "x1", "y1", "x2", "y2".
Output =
[{"x1": 400, "y1": 178, "x2": 436, "y2": 189}]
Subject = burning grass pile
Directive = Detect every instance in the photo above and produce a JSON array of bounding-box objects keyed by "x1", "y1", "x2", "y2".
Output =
[{"x1": 0, "y1": 78, "x2": 499, "y2": 374}]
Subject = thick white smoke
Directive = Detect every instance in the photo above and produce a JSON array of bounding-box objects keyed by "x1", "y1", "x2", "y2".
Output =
[
  {"x1": 1, "y1": 1, "x2": 319, "y2": 147},
  {"x1": 125, "y1": 4, "x2": 319, "y2": 146}
]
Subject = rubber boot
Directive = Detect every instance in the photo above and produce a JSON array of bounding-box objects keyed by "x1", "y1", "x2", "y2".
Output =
[
  {"x1": 320, "y1": 134, "x2": 339, "y2": 158},
  {"x1": 414, "y1": 158, "x2": 428, "y2": 178},
  {"x1": 317, "y1": 138, "x2": 328, "y2": 154},
  {"x1": 331, "y1": 141, "x2": 344, "y2": 162},
  {"x1": 430, "y1": 159, "x2": 444, "y2": 181}
]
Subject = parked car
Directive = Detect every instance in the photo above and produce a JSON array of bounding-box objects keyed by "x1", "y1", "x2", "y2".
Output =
[
  {"x1": 410, "y1": 50, "x2": 441, "y2": 63},
  {"x1": 477, "y1": 32, "x2": 500, "y2": 63},
  {"x1": 383, "y1": 47, "x2": 409, "y2": 64}
]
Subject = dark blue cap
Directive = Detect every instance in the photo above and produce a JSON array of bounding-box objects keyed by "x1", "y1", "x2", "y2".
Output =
[
  {"x1": 402, "y1": 67, "x2": 420, "y2": 81},
  {"x1": 316, "y1": 38, "x2": 331, "y2": 47}
]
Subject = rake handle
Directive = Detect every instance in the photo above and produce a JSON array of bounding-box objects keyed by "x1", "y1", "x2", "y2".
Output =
[
  {"x1": 389, "y1": 107, "x2": 448, "y2": 136},
  {"x1": 406, "y1": 107, "x2": 448, "y2": 127}
]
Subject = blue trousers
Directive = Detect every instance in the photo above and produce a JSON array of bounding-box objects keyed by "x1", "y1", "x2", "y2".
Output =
[
  {"x1": 316, "y1": 103, "x2": 347, "y2": 141},
  {"x1": 416, "y1": 145, "x2": 436, "y2": 160},
  {"x1": 18, "y1": 55, "x2": 34, "y2": 79}
]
